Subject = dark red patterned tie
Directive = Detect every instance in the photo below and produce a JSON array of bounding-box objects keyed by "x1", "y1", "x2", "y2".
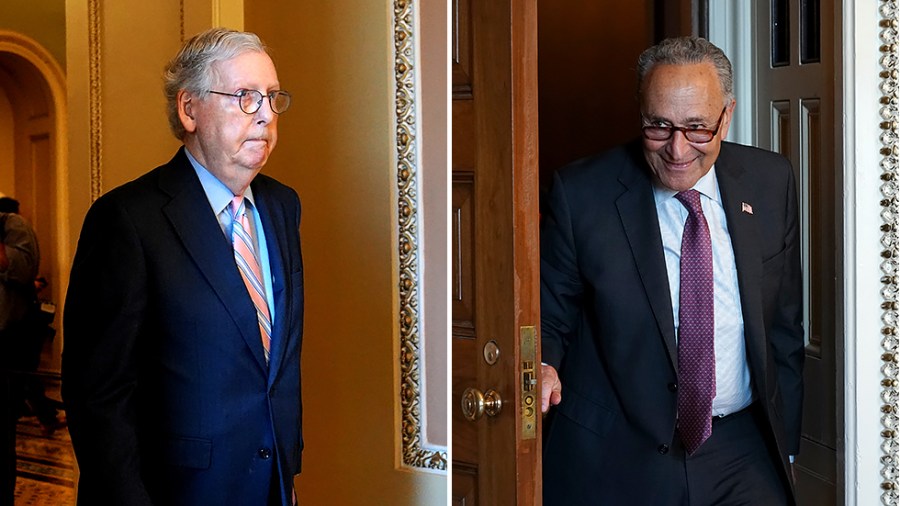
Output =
[{"x1": 674, "y1": 189, "x2": 715, "y2": 455}]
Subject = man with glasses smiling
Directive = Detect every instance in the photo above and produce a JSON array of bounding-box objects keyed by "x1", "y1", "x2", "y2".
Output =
[
  {"x1": 63, "y1": 28, "x2": 303, "y2": 505},
  {"x1": 540, "y1": 37, "x2": 803, "y2": 505}
]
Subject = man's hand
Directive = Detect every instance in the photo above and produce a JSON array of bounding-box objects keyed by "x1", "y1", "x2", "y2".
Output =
[{"x1": 541, "y1": 364, "x2": 563, "y2": 413}]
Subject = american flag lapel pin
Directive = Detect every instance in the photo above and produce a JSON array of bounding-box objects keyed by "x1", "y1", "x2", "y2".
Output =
[{"x1": 741, "y1": 202, "x2": 753, "y2": 215}]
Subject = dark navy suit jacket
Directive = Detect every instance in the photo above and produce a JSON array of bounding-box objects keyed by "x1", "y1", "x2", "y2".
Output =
[
  {"x1": 541, "y1": 140, "x2": 804, "y2": 505},
  {"x1": 63, "y1": 148, "x2": 304, "y2": 505}
]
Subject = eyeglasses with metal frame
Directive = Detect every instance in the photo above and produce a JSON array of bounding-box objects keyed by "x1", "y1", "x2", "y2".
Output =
[
  {"x1": 641, "y1": 107, "x2": 727, "y2": 144},
  {"x1": 207, "y1": 89, "x2": 292, "y2": 115}
]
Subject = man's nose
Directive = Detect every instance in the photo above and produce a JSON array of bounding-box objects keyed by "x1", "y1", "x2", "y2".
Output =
[
  {"x1": 255, "y1": 97, "x2": 276, "y2": 123},
  {"x1": 667, "y1": 130, "x2": 692, "y2": 159}
]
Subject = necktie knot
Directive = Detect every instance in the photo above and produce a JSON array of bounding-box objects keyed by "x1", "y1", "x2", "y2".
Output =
[
  {"x1": 675, "y1": 189, "x2": 703, "y2": 216},
  {"x1": 230, "y1": 195, "x2": 246, "y2": 220}
]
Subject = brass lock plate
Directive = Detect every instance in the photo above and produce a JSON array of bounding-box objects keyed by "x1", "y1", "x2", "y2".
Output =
[{"x1": 520, "y1": 326, "x2": 537, "y2": 440}]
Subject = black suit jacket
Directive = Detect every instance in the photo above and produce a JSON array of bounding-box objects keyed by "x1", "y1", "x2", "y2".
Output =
[
  {"x1": 541, "y1": 140, "x2": 804, "y2": 505},
  {"x1": 63, "y1": 148, "x2": 304, "y2": 506}
]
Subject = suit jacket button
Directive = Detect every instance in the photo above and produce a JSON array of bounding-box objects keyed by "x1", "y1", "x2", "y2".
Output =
[
  {"x1": 667, "y1": 382, "x2": 677, "y2": 392},
  {"x1": 258, "y1": 448, "x2": 272, "y2": 459},
  {"x1": 658, "y1": 444, "x2": 669, "y2": 455}
]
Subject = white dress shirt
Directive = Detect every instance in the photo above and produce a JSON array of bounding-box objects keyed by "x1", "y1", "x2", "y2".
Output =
[
  {"x1": 653, "y1": 167, "x2": 752, "y2": 417},
  {"x1": 184, "y1": 147, "x2": 276, "y2": 327}
]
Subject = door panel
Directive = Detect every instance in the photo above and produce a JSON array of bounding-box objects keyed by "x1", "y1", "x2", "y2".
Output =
[
  {"x1": 451, "y1": 0, "x2": 542, "y2": 504},
  {"x1": 755, "y1": 0, "x2": 838, "y2": 504}
]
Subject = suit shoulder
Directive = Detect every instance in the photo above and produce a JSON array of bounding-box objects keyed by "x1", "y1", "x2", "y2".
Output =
[
  {"x1": 718, "y1": 142, "x2": 796, "y2": 212},
  {"x1": 253, "y1": 173, "x2": 301, "y2": 207},
  {"x1": 86, "y1": 164, "x2": 169, "y2": 216},
  {"x1": 720, "y1": 142, "x2": 792, "y2": 173},
  {"x1": 555, "y1": 140, "x2": 645, "y2": 187},
  {"x1": 82, "y1": 150, "x2": 201, "y2": 230},
  {"x1": 1, "y1": 213, "x2": 30, "y2": 230},
  {"x1": 551, "y1": 141, "x2": 648, "y2": 208}
]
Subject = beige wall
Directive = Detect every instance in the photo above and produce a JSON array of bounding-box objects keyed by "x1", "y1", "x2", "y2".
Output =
[
  {"x1": 0, "y1": 0, "x2": 66, "y2": 68},
  {"x1": 65, "y1": 0, "x2": 182, "y2": 252},
  {"x1": 246, "y1": 1, "x2": 447, "y2": 503},
  {"x1": 420, "y1": 0, "x2": 449, "y2": 447},
  {"x1": 64, "y1": 0, "x2": 447, "y2": 503},
  {"x1": 0, "y1": 87, "x2": 13, "y2": 193},
  {"x1": 99, "y1": 2, "x2": 182, "y2": 191}
]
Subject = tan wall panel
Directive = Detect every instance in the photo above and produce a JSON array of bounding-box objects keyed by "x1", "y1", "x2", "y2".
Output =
[
  {"x1": 420, "y1": 0, "x2": 449, "y2": 448},
  {"x1": 100, "y1": 0, "x2": 182, "y2": 191},
  {"x1": 0, "y1": 87, "x2": 13, "y2": 192},
  {"x1": 65, "y1": 0, "x2": 183, "y2": 252},
  {"x1": 246, "y1": 0, "x2": 447, "y2": 503},
  {"x1": 65, "y1": 0, "x2": 93, "y2": 252},
  {"x1": 183, "y1": 0, "x2": 245, "y2": 36},
  {"x1": 0, "y1": 0, "x2": 66, "y2": 68}
]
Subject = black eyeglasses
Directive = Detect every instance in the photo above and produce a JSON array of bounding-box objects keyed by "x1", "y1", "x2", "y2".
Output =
[
  {"x1": 207, "y1": 89, "x2": 292, "y2": 115},
  {"x1": 641, "y1": 107, "x2": 727, "y2": 144}
]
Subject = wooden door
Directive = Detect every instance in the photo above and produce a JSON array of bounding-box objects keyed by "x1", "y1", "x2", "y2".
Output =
[
  {"x1": 451, "y1": 0, "x2": 542, "y2": 504},
  {"x1": 754, "y1": 0, "x2": 839, "y2": 504}
]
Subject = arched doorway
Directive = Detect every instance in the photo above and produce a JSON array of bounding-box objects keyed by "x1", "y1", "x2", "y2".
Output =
[{"x1": 0, "y1": 31, "x2": 67, "y2": 373}]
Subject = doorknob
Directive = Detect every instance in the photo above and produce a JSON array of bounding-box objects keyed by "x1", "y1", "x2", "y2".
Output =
[{"x1": 461, "y1": 387, "x2": 502, "y2": 421}]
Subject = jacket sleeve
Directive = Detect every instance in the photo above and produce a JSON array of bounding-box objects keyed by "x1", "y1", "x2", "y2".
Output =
[
  {"x1": 768, "y1": 163, "x2": 806, "y2": 456},
  {"x1": 540, "y1": 170, "x2": 584, "y2": 369},
  {"x1": 0, "y1": 213, "x2": 39, "y2": 287},
  {"x1": 62, "y1": 195, "x2": 155, "y2": 506}
]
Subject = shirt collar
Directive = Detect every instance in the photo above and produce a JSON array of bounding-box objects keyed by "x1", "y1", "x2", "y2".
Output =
[{"x1": 184, "y1": 146, "x2": 257, "y2": 216}]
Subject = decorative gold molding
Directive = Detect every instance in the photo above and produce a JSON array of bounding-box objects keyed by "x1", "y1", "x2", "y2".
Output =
[
  {"x1": 0, "y1": 33, "x2": 63, "y2": 80},
  {"x1": 881, "y1": 1, "x2": 900, "y2": 502},
  {"x1": 393, "y1": 0, "x2": 447, "y2": 471},
  {"x1": 88, "y1": 0, "x2": 102, "y2": 201}
]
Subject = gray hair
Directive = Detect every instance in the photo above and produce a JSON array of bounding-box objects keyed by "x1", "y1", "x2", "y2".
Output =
[
  {"x1": 163, "y1": 28, "x2": 269, "y2": 140},
  {"x1": 637, "y1": 36, "x2": 734, "y2": 104}
]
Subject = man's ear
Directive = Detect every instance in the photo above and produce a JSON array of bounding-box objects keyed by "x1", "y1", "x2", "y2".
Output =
[
  {"x1": 177, "y1": 90, "x2": 197, "y2": 133},
  {"x1": 719, "y1": 97, "x2": 737, "y2": 140}
]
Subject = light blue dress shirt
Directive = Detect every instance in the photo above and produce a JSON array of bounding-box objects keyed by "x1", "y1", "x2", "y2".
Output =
[
  {"x1": 653, "y1": 167, "x2": 752, "y2": 417},
  {"x1": 185, "y1": 148, "x2": 276, "y2": 328}
]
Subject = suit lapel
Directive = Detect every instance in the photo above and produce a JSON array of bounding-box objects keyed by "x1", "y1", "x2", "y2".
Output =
[
  {"x1": 252, "y1": 181, "x2": 291, "y2": 383},
  {"x1": 612, "y1": 143, "x2": 770, "y2": 390},
  {"x1": 715, "y1": 144, "x2": 767, "y2": 397},
  {"x1": 615, "y1": 152, "x2": 678, "y2": 370},
  {"x1": 159, "y1": 149, "x2": 269, "y2": 372}
]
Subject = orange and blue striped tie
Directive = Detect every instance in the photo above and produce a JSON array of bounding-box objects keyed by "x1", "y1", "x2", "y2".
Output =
[{"x1": 230, "y1": 195, "x2": 272, "y2": 363}]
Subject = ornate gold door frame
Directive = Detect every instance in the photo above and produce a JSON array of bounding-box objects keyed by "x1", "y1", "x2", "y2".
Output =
[
  {"x1": 393, "y1": 0, "x2": 448, "y2": 471},
  {"x1": 880, "y1": 1, "x2": 900, "y2": 501}
]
